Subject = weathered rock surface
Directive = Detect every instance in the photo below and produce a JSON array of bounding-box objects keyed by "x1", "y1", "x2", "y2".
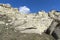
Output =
[
  {"x1": 0, "y1": 4, "x2": 56, "y2": 40},
  {"x1": 48, "y1": 10, "x2": 60, "y2": 21},
  {"x1": 0, "y1": 3, "x2": 53, "y2": 35},
  {"x1": 15, "y1": 11, "x2": 53, "y2": 35},
  {"x1": 0, "y1": 15, "x2": 55, "y2": 40},
  {"x1": 48, "y1": 10, "x2": 60, "y2": 40}
]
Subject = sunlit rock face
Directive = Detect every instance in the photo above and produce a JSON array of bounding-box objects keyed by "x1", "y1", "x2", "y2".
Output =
[
  {"x1": 0, "y1": 4, "x2": 53, "y2": 35},
  {"x1": 0, "y1": 4, "x2": 19, "y2": 25},
  {"x1": 15, "y1": 11, "x2": 53, "y2": 34},
  {"x1": 49, "y1": 10, "x2": 60, "y2": 21},
  {"x1": 0, "y1": 4, "x2": 56, "y2": 40},
  {"x1": 48, "y1": 10, "x2": 60, "y2": 40}
]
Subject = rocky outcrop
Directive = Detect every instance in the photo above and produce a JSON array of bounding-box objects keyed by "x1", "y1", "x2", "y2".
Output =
[
  {"x1": 15, "y1": 11, "x2": 53, "y2": 35},
  {"x1": 0, "y1": 4, "x2": 53, "y2": 35},
  {"x1": 0, "y1": 4, "x2": 57, "y2": 40},
  {"x1": 48, "y1": 10, "x2": 60, "y2": 40}
]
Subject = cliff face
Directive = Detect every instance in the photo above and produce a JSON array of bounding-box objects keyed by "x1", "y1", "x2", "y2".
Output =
[{"x1": 0, "y1": 4, "x2": 57, "y2": 40}]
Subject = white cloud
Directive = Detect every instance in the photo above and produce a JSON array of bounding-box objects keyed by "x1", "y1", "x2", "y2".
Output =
[{"x1": 19, "y1": 6, "x2": 30, "y2": 14}]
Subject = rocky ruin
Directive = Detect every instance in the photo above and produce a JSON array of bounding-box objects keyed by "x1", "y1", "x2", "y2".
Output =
[{"x1": 0, "y1": 4, "x2": 60, "y2": 40}]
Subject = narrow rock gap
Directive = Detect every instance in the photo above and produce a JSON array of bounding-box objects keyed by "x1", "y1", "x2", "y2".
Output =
[
  {"x1": 52, "y1": 32, "x2": 58, "y2": 40},
  {"x1": 45, "y1": 29, "x2": 57, "y2": 40}
]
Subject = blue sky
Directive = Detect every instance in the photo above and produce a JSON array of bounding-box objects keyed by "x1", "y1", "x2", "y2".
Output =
[{"x1": 0, "y1": 0, "x2": 60, "y2": 13}]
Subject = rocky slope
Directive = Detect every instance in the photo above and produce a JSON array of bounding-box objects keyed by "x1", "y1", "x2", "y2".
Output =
[{"x1": 0, "y1": 4, "x2": 59, "y2": 40}]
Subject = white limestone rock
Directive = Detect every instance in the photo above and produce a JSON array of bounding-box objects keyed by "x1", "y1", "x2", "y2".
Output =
[
  {"x1": 49, "y1": 10, "x2": 60, "y2": 21},
  {"x1": 15, "y1": 11, "x2": 53, "y2": 35},
  {"x1": 0, "y1": 21, "x2": 5, "y2": 24},
  {"x1": 0, "y1": 4, "x2": 53, "y2": 35}
]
